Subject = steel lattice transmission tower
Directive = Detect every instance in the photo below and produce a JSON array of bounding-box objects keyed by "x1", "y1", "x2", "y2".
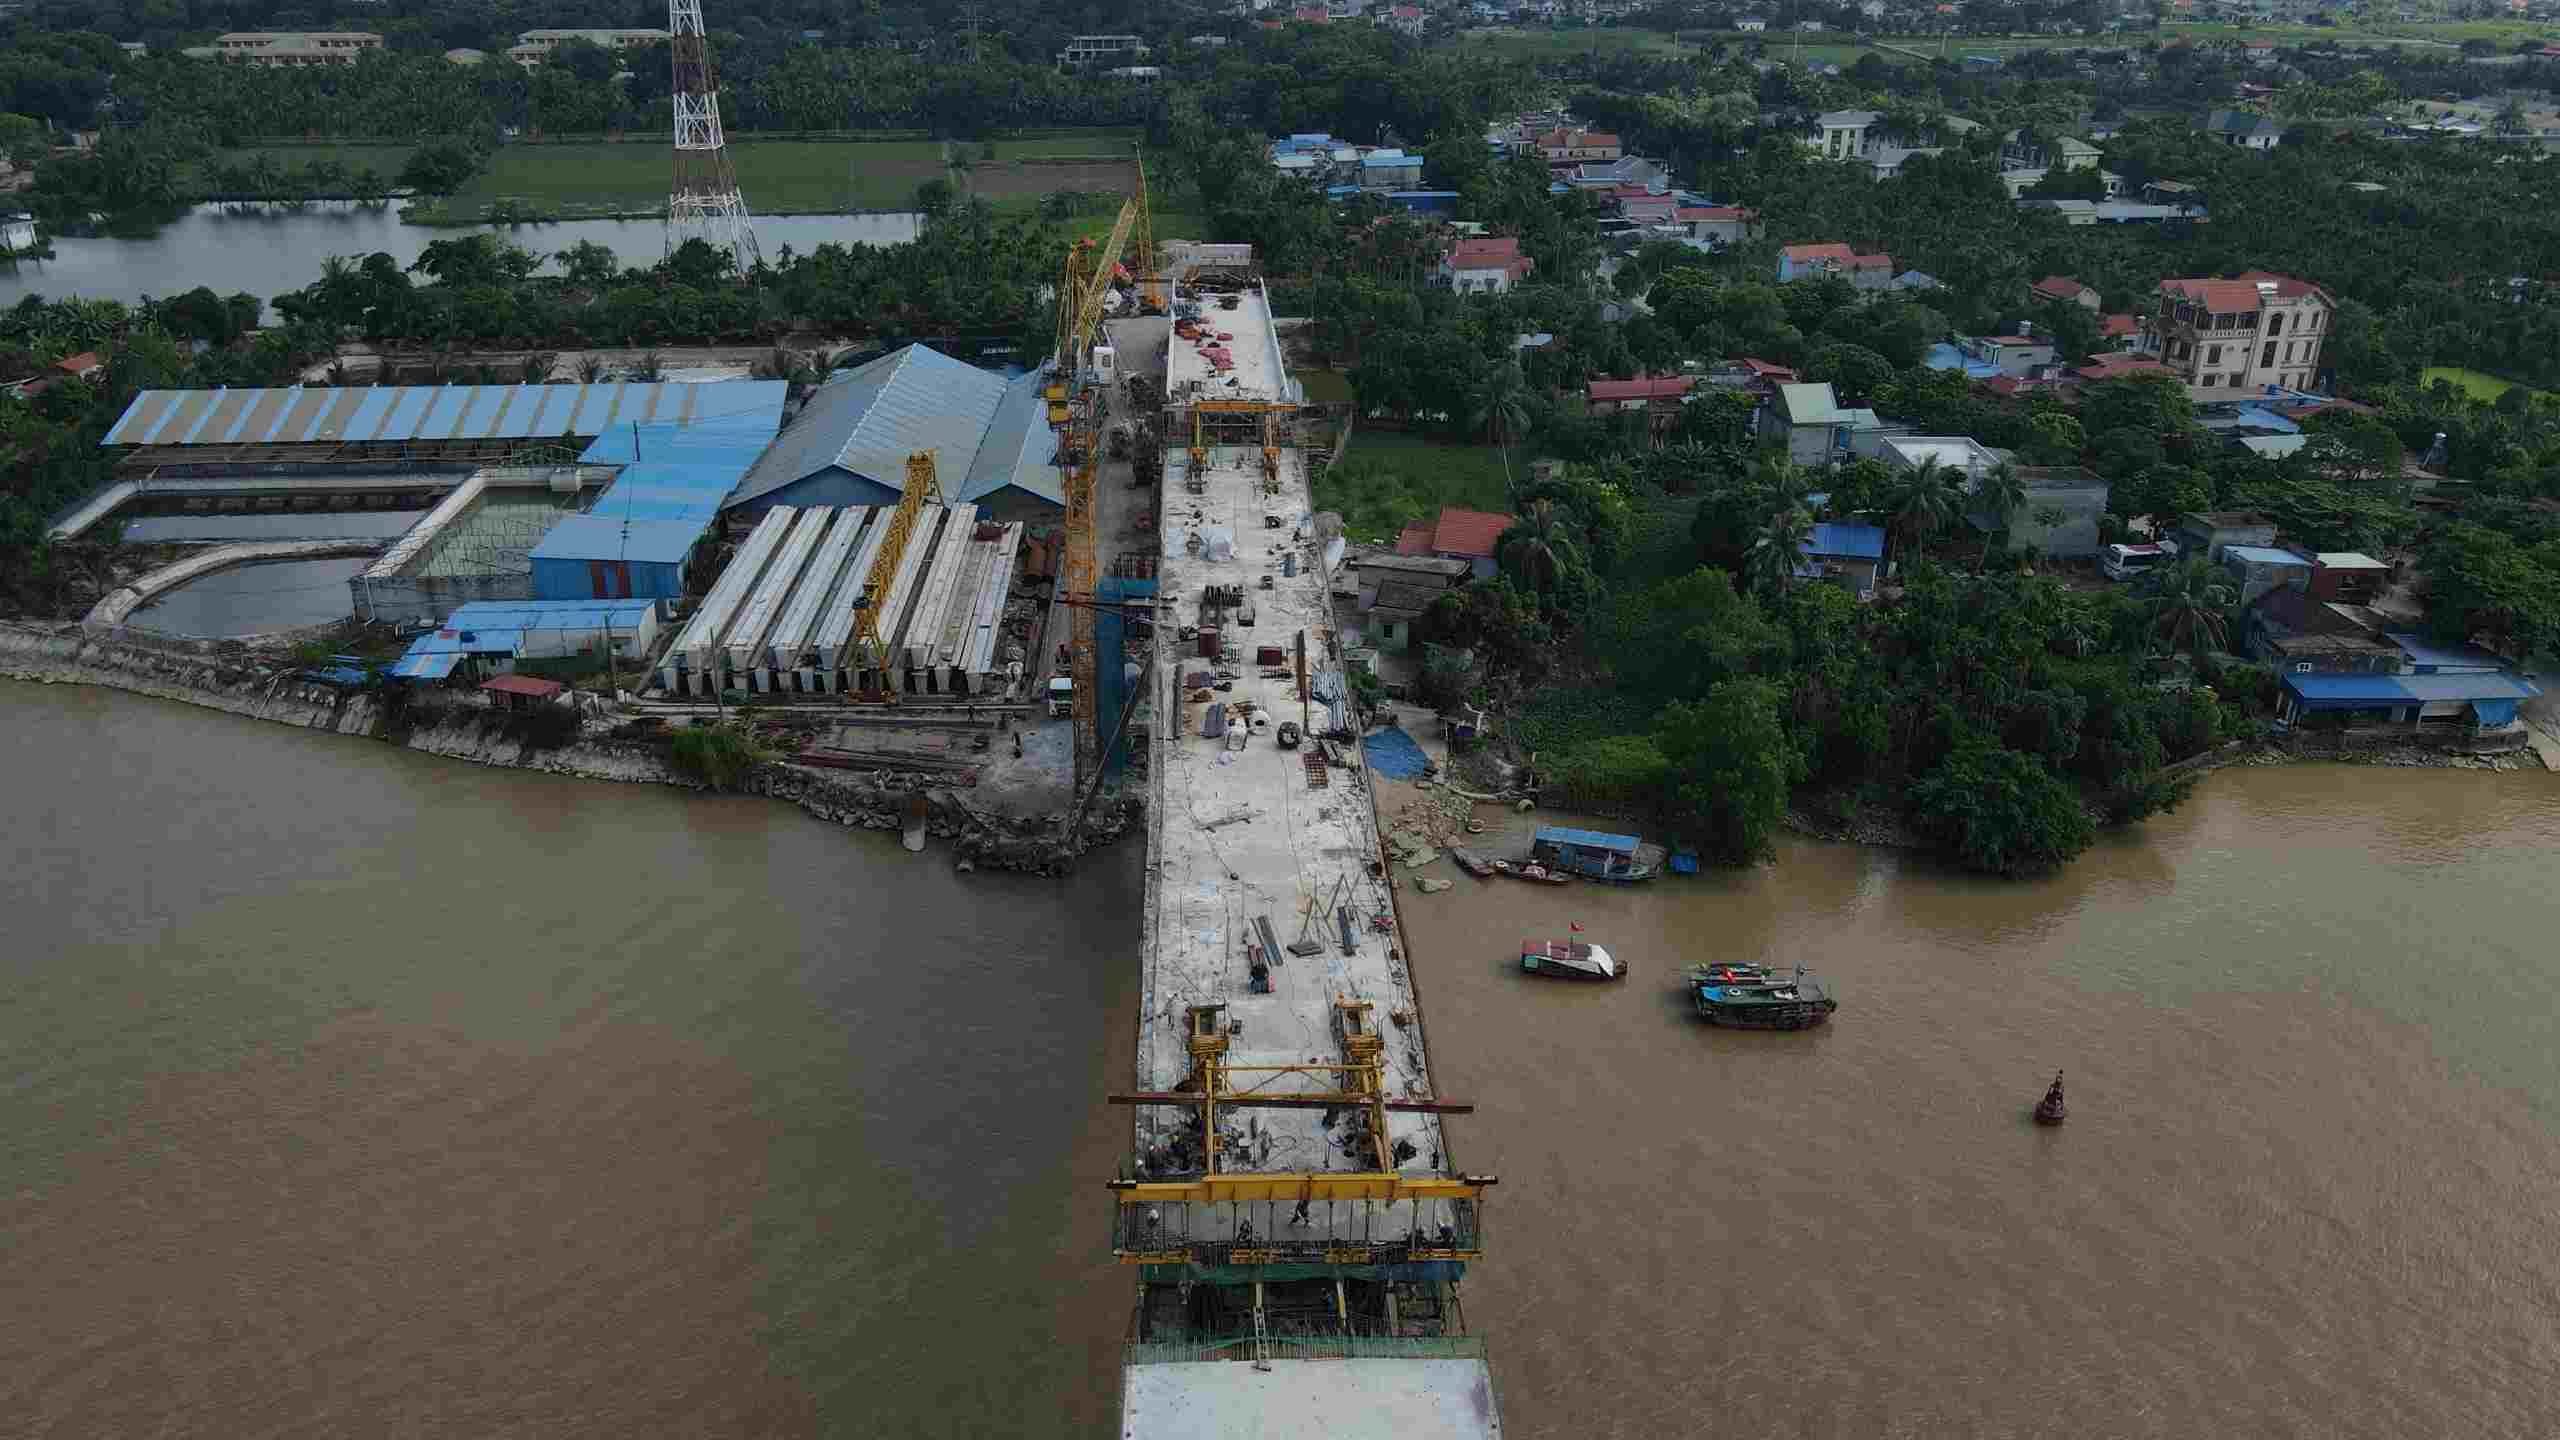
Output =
[{"x1": 667, "y1": 0, "x2": 760, "y2": 279}]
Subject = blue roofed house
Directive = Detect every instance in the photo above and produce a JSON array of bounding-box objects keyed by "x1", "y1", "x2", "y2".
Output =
[
  {"x1": 722, "y1": 345, "x2": 1060, "y2": 522},
  {"x1": 1357, "y1": 148, "x2": 1422, "y2": 190},
  {"x1": 2276, "y1": 668, "x2": 2541, "y2": 752},
  {"x1": 1797, "y1": 521, "x2": 1887, "y2": 599}
]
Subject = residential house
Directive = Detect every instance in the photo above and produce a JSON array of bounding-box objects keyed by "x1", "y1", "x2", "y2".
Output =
[
  {"x1": 1867, "y1": 146, "x2": 1947, "y2": 181},
  {"x1": 2309, "y1": 552, "x2": 2391, "y2": 602},
  {"x1": 2098, "y1": 312, "x2": 2140, "y2": 345},
  {"x1": 1588, "y1": 375, "x2": 1695, "y2": 442},
  {"x1": 1352, "y1": 552, "x2": 1469, "y2": 652},
  {"x1": 2143, "y1": 271, "x2": 2333, "y2": 401},
  {"x1": 1963, "y1": 333, "x2": 2058, "y2": 376},
  {"x1": 2274, "y1": 666, "x2": 2542, "y2": 747},
  {"x1": 444, "y1": 46, "x2": 488, "y2": 64},
  {"x1": 1673, "y1": 205, "x2": 1760, "y2": 246},
  {"x1": 1440, "y1": 237, "x2": 1535, "y2": 294},
  {"x1": 2141, "y1": 178, "x2": 2199, "y2": 206},
  {"x1": 2243, "y1": 39, "x2": 2277, "y2": 65},
  {"x1": 1811, "y1": 110, "x2": 1884, "y2": 161},
  {"x1": 1378, "y1": 4, "x2": 1427, "y2": 32},
  {"x1": 1395, "y1": 507, "x2": 1518, "y2": 580},
  {"x1": 2222, "y1": 543, "x2": 2314, "y2": 604},
  {"x1": 1766, "y1": 382, "x2": 1887, "y2": 465},
  {"x1": 1059, "y1": 34, "x2": 1151, "y2": 65},
  {"x1": 1777, "y1": 243, "x2": 1895, "y2": 289},
  {"x1": 52, "y1": 352, "x2": 102, "y2": 381},
  {"x1": 2032, "y1": 275, "x2": 2101, "y2": 311},
  {"x1": 1531, "y1": 128, "x2": 1623, "y2": 169},
  {"x1": 2247, "y1": 584, "x2": 2407, "y2": 673},
  {"x1": 2199, "y1": 110, "x2": 2287, "y2": 149},
  {"x1": 1735, "y1": 15, "x2": 1768, "y2": 29},
  {"x1": 2174, "y1": 510, "x2": 2278, "y2": 562},
  {"x1": 1618, "y1": 194, "x2": 1679, "y2": 226},
  {"x1": 1999, "y1": 466, "x2": 2111, "y2": 557},
  {"x1": 210, "y1": 31, "x2": 383, "y2": 66},
  {"x1": 1796, "y1": 522, "x2": 1888, "y2": 599},
  {"x1": 509, "y1": 28, "x2": 669, "y2": 65},
  {"x1": 0, "y1": 213, "x2": 33, "y2": 252}
]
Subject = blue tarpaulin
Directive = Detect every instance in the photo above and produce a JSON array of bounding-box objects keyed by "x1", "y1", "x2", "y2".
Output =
[{"x1": 1363, "y1": 725, "x2": 1430, "y2": 780}]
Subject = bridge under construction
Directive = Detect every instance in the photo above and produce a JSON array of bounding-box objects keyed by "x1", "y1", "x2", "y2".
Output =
[{"x1": 1109, "y1": 251, "x2": 1502, "y2": 1438}]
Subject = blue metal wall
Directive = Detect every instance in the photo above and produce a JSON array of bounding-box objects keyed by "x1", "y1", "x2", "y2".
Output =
[{"x1": 1095, "y1": 573, "x2": 1159, "y2": 778}]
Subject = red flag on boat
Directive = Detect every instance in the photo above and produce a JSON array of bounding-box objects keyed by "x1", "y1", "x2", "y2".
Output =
[{"x1": 1569, "y1": 922, "x2": 1584, "y2": 932}]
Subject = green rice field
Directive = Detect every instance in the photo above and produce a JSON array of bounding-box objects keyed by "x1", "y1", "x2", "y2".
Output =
[{"x1": 427, "y1": 139, "x2": 951, "y2": 221}]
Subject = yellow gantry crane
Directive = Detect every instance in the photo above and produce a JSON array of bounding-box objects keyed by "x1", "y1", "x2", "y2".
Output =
[
  {"x1": 1052, "y1": 162, "x2": 1152, "y2": 793},
  {"x1": 846, "y1": 450, "x2": 941, "y2": 700}
]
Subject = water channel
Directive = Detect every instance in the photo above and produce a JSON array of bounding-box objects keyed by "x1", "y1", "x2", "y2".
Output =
[
  {"x1": 11, "y1": 681, "x2": 2560, "y2": 1436},
  {"x1": 0, "y1": 204, "x2": 923, "y2": 307}
]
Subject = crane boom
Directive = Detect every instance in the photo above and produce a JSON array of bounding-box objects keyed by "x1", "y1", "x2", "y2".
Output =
[{"x1": 848, "y1": 451, "x2": 941, "y2": 693}]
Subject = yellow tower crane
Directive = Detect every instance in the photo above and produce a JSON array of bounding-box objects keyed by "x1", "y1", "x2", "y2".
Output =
[
  {"x1": 846, "y1": 450, "x2": 941, "y2": 702},
  {"x1": 1054, "y1": 177, "x2": 1147, "y2": 796}
]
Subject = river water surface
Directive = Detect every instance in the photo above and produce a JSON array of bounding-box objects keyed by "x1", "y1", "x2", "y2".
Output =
[
  {"x1": 0, "y1": 204, "x2": 922, "y2": 307},
  {"x1": 3, "y1": 682, "x2": 1133, "y2": 1438},
  {"x1": 12, "y1": 682, "x2": 2560, "y2": 1437}
]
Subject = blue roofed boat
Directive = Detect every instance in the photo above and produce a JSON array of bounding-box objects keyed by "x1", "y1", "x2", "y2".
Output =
[{"x1": 1529, "y1": 825, "x2": 1658, "y2": 883}]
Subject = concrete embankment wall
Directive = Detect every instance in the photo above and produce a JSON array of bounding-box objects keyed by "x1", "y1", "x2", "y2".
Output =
[{"x1": 0, "y1": 620, "x2": 1133, "y2": 872}]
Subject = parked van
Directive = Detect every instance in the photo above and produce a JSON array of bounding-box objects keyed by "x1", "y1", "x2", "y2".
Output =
[{"x1": 2100, "y1": 540, "x2": 2179, "y2": 581}]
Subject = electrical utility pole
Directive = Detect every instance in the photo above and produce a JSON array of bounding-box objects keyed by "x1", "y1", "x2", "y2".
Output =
[{"x1": 668, "y1": 0, "x2": 761, "y2": 281}]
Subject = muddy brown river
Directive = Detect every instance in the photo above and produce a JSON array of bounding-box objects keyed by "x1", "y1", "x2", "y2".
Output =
[{"x1": 9, "y1": 681, "x2": 2560, "y2": 1436}]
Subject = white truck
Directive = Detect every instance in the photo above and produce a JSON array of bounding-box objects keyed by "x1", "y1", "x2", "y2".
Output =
[{"x1": 1046, "y1": 676, "x2": 1075, "y2": 718}]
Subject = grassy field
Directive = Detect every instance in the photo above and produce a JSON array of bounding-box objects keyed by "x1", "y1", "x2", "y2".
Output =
[
  {"x1": 433, "y1": 139, "x2": 948, "y2": 220},
  {"x1": 984, "y1": 133, "x2": 1139, "y2": 161},
  {"x1": 1315, "y1": 428, "x2": 1518, "y2": 544},
  {"x1": 2422, "y1": 365, "x2": 2543, "y2": 402}
]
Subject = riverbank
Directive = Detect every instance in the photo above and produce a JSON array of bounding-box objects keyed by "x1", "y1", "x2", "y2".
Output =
[{"x1": 0, "y1": 621, "x2": 1124, "y2": 873}]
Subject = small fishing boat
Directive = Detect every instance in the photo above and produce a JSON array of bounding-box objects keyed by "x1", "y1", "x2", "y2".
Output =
[
  {"x1": 1520, "y1": 939, "x2": 1627, "y2": 982},
  {"x1": 900, "y1": 791, "x2": 930, "y2": 853},
  {"x1": 2033, "y1": 1072, "x2": 2067, "y2": 1126},
  {"x1": 1488, "y1": 858, "x2": 1570, "y2": 885},
  {"x1": 1450, "y1": 848, "x2": 1495, "y2": 879},
  {"x1": 1692, "y1": 964, "x2": 1837, "y2": 1030}
]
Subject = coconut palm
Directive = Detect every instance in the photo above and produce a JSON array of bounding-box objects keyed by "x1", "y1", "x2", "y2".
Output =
[
  {"x1": 2145, "y1": 557, "x2": 2235, "y2": 663},
  {"x1": 1465, "y1": 361, "x2": 1534, "y2": 491},
  {"x1": 519, "y1": 351, "x2": 557, "y2": 384},
  {"x1": 574, "y1": 354, "x2": 608, "y2": 383},
  {"x1": 1499, "y1": 500, "x2": 1581, "y2": 593},
  {"x1": 1888, "y1": 457, "x2": 1959, "y2": 564},
  {"x1": 1971, "y1": 458, "x2": 2028, "y2": 567},
  {"x1": 1747, "y1": 503, "x2": 1814, "y2": 599}
]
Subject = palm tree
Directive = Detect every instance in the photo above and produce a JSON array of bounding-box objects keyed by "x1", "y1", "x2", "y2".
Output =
[
  {"x1": 1747, "y1": 503, "x2": 1814, "y2": 599},
  {"x1": 2146, "y1": 557, "x2": 2234, "y2": 664},
  {"x1": 1971, "y1": 459, "x2": 2028, "y2": 568},
  {"x1": 1888, "y1": 458, "x2": 1958, "y2": 566},
  {"x1": 1499, "y1": 500, "x2": 1581, "y2": 593},
  {"x1": 574, "y1": 354, "x2": 608, "y2": 383},
  {"x1": 1465, "y1": 362, "x2": 1533, "y2": 491},
  {"x1": 519, "y1": 351, "x2": 557, "y2": 384}
]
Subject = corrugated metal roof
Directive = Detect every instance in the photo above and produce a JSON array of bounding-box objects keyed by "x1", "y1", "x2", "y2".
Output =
[
  {"x1": 102, "y1": 382, "x2": 785, "y2": 448},
  {"x1": 957, "y1": 368, "x2": 1067, "y2": 508},
  {"x1": 445, "y1": 599, "x2": 660, "y2": 630},
  {"x1": 528, "y1": 515, "x2": 708, "y2": 566},
  {"x1": 1805, "y1": 522, "x2": 1886, "y2": 560},
  {"x1": 2285, "y1": 671, "x2": 2540, "y2": 705},
  {"x1": 2223, "y1": 545, "x2": 2309, "y2": 565},
  {"x1": 729, "y1": 346, "x2": 1009, "y2": 508},
  {"x1": 387, "y1": 650, "x2": 463, "y2": 679}
]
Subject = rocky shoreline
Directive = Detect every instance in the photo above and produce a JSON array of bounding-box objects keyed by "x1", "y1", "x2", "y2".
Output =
[{"x1": 0, "y1": 620, "x2": 1129, "y2": 875}]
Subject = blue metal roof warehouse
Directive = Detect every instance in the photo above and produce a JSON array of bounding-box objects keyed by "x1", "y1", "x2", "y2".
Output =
[{"x1": 526, "y1": 382, "x2": 790, "y2": 601}]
